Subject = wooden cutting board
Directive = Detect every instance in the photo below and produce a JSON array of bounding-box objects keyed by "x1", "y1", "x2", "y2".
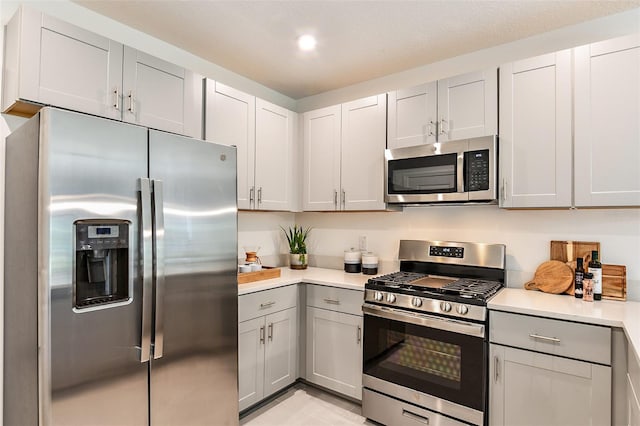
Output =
[
  {"x1": 550, "y1": 240, "x2": 600, "y2": 264},
  {"x1": 602, "y1": 264, "x2": 627, "y2": 300},
  {"x1": 524, "y1": 260, "x2": 574, "y2": 294}
]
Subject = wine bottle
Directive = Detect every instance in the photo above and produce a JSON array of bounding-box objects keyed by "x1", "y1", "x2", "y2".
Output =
[
  {"x1": 588, "y1": 250, "x2": 602, "y2": 301},
  {"x1": 574, "y1": 257, "x2": 584, "y2": 299}
]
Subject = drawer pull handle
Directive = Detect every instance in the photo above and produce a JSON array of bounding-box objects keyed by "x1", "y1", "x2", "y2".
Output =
[
  {"x1": 324, "y1": 298, "x2": 340, "y2": 305},
  {"x1": 529, "y1": 333, "x2": 561, "y2": 343},
  {"x1": 402, "y1": 409, "x2": 429, "y2": 424},
  {"x1": 260, "y1": 301, "x2": 275, "y2": 309}
]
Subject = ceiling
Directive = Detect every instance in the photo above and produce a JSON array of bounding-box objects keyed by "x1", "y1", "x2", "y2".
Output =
[{"x1": 74, "y1": 1, "x2": 640, "y2": 100}]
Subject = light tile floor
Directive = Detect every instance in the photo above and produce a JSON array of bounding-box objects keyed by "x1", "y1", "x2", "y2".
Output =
[{"x1": 240, "y1": 382, "x2": 378, "y2": 426}]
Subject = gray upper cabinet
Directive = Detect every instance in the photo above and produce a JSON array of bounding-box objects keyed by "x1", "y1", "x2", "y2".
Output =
[
  {"x1": 387, "y1": 69, "x2": 497, "y2": 149},
  {"x1": 2, "y1": 6, "x2": 202, "y2": 138},
  {"x1": 499, "y1": 50, "x2": 572, "y2": 208},
  {"x1": 574, "y1": 33, "x2": 640, "y2": 207},
  {"x1": 303, "y1": 95, "x2": 386, "y2": 211}
]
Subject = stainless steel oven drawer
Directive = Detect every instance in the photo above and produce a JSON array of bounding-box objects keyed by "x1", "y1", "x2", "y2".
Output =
[
  {"x1": 306, "y1": 284, "x2": 363, "y2": 316},
  {"x1": 363, "y1": 388, "x2": 470, "y2": 426},
  {"x1": 490, "y1": 311, "x2": 611, "y2": 364}
]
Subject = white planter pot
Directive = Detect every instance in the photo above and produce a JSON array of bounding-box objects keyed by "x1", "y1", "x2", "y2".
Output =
[{"x1": 289, "y1": 253, "x2": 308, "y2": 270}]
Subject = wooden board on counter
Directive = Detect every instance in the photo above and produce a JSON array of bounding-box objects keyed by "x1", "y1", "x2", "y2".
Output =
[
  {"x1": 238, "y1": 266, "x2": 281, "y2": 284},
  {"x1": 602, "y1": 264, "x2": 627, "y2": 300},
  {"x1": 550, "y1": 240, "x2": 600, "y2": 264}
]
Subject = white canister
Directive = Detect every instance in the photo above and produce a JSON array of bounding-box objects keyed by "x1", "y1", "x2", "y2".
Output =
[
  {"x1": 344, "y1": 249, "x2": 362, "y2": 273},
  {"x1": 362, "y1": 253, "x2": 379, "y2": 275}
]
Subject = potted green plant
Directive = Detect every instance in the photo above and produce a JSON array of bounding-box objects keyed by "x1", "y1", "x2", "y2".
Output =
[{"x1": 281, "y1": 225, "x2": 311, "y2": 270}]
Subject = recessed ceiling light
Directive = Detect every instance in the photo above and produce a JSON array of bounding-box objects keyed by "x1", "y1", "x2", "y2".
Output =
[{"x1": 297, "y1": 34, "x2": 317, "y2": 52}]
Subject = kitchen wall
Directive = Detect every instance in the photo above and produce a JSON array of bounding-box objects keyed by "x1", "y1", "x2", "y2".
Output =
[
  {"x1": 295, "y1": 207, "x2": 640, "y2": 301},
  {"x1": 238, "y1": 211, "x2": 295, "y2": 267}
]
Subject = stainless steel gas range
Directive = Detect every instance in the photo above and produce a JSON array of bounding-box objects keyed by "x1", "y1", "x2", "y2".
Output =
[{"x1": 362, "y1": 240, "x2": 506, "y2": 426}]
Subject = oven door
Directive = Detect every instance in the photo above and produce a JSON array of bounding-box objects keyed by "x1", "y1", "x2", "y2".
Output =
[
  {"x1": 385, "y1": 139, "x2": 468, "y2": 204},
  {"x1": 362, "y1": 303, "x2": 486, "y2": 412}
]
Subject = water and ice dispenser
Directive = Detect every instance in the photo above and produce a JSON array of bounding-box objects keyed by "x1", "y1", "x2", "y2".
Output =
[{"x1": 74, "y1": 220, "x2": 130, "y2": 309}]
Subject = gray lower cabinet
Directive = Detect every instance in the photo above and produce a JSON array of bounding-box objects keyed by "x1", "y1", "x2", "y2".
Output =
[
  {"x1": 489, "y1": 310, "x2": 612, "y2": 426},
  {"x1": 305, "y1": 285, "x2": 364, "y2": 400},
  {"x1": 628, "y1": 346, "x2": 640, "y2": 426},
  {"x1": 238, "y1": 286, "x2": 298, "y2": 411}
]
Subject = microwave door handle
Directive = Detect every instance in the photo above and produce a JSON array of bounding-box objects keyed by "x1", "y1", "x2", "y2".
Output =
[
  {"x1": 138, "y1": 178, "x2": 153, "y2": 363},
  {"x1": 152, "y1": 180, "x2": 165, "y2": 359},
  {"x1": 457, "y1": 152, "x2": 465, "y2": 194}
]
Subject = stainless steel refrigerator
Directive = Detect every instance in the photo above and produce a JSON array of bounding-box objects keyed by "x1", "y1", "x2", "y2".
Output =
[{"x1": 4, "y1": 107, "x2": 239, "y2": 425}]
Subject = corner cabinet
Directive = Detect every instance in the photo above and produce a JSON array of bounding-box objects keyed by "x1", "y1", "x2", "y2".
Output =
[
  {"x1": 238, "y1": 285, "x2": 298, "y2": 412},
  {"x1": 489, "y1": 311, "x2": 612, "y2": 426},
  {"x1": 2, "y1": 6, "x2": 202, "y2": 138},
  {"x1": 574, "y1": 34, "x2": 640, "y2": 207},
  {"x1": 204, "y1": 80, "x2": 295, "y2": 211},
  {"x1": 303, "y1": 94, "x2": 386, "y2": 211},
  {"x1": 305, "y1": 285, "x2": 363, "y2": 400},
  {"x1": 387, "y1": 69, "x2": 497, "y2": 149},
  {"x1": 499, "y1": 51, "x2": 572, "y2": 208}
]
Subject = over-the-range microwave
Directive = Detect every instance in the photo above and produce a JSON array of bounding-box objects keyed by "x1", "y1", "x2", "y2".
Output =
[{"x1": 385, "y1": 135, "x2": 498, "y2": 205}]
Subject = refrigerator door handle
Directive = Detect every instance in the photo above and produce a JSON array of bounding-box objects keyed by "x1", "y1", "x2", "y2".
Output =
[
  {"x1": 138, "y1": 178, "x2": 154, "y2": 363},
  {"x1": 152, "y1": 179, "x2": 165, "y2": 359}
]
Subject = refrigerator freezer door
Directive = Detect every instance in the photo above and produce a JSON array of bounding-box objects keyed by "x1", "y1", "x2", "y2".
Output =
[
  {"x1": 41, "y1": 109, "x2": 149, "y2": 425},
  {"x1": 148, "y1": 130, "x2": 239, "y2": 425}
]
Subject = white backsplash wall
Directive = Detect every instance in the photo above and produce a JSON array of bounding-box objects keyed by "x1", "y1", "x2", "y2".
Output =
[
  {"x1": 295, "y1": 206, "x2": 640, "y2": 301},
  {"x1": 238, "y1": 211, "x2": 296, "y2": 267}
]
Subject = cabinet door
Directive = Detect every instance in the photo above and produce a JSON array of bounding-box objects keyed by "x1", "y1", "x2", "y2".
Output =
[
  {"x1": 263, "y1": 307, "x2": 298, "y2": 396},
  {"x1": 574, "y1": 34, "x2": 640, "y2": 207},
  {"x1": 387, "y1": 83, "x2": 438, "y2": 149},
  {"x1": 490, "y1": 344, "x2": 611, "y2": 426},
  {"x1": 437, "y1": 68, "x2": 497, "y2": 142},
  {"x1": 306, "y1": 307, "x2": 362, "y2": 400},
  {"x1": 122, "y1": 47, "x2": 202, "y2": 137},
  {"x1": 205, "y1": 81, "x2": 256, "y2": 210},
  {"x1": 6, "y1": 8, "x2": 123, "y2": 119},
  {"x1": 341, "y1": 94, "x2": 387, "y2": 211},
  {"x1": 255, "y1": 99, "x2": 294, "y2": 211},
  {"x1": 499, "y1": 51, "x2": 572, "y2": 208},
  {"x1": 238, "y1": 317, "x2": 265, "y2": 412},
  {"x1": 302, "y1": 105, "x2": 342, "y2": 211}
]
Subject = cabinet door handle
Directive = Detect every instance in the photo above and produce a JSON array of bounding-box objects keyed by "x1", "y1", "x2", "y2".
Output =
[
  {"x1": 494, "y1": 355, "x2": 499, "y2": 383},
  {"x1": 128, "y1": 91, "x2": 135, "y2": 114},
  {"x1": 260, "y1": 301, "x2": 275, "y2": 309},
  {"x1": 428, "y1": 121, "x2": 435, "y2": 137},
  {"x1": 529, "y1": 333, "x2": 561, "y2": 343},
  {"x1": 341, "y1": 189, "x2": 346, "y2": 209},
  {"x1": 501, "y1": 178, "x2": 507, "y2": 202},
  {"x1": 323, "y1": 298, "x2": 340, "y2": 305},
  {"x1": 249, "y1": 187, "x2": 255, "y2": 206},
  {"x1": 333, "y1": 190, "x2": 338, "y2": 208},
  {"x1": 259, "y1": 326, "x2": 265, "y2": 345},
  {"x1": 439, "y1": 119, "x2": 447, "y2": 136},
  {"x1": 257, "y1": 187, "x2": 262, "y2": 206},
  {"x1": 357, "y1": 325, "x2": 362, "y2": 344},
  {"x1": 268, "y1": 323, "x2": 273, "y2": 341},
  {"x1": 402, "y1": 409, "x2": 429, "y2": 424},
  {"x1": 113, "y1": 88, "x2": 120, "y2": 110}
]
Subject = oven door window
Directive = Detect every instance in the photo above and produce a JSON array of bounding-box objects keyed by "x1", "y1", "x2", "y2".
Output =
[
  {"x1": 388, "y1": 153, "x2": 458, "y2": 194},
  {"x1": 363, "y1": 313, "x2": 486, "y2": 411}
]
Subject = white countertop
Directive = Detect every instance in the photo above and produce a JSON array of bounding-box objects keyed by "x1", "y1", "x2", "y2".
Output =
[
  {"x1": 489, "y1": 288, "x2": 640, "y2": 363},
  {"x1": 238, "y1": 268, "x2": 640, "y2": 363},
  {"x1": 237, "y1": 266, "x2": 371, "y2": 295}
]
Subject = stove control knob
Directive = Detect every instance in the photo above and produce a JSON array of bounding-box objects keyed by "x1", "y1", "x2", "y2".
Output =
[
  {"x1": 386, "y1": 294, "x2": 396, "y2": 303},
  {"x1": 457, "y1": 304, "x2": 469, "y2": 315},
  {"x1": 374, "y1": 291, "x2": 384, "y2": 302},
  {"x1": 412, "y1": 297, "x2": 422, "y2": 307},
  {"x1": 440, "y1": 302, "x2": 452, "y2": 312}
]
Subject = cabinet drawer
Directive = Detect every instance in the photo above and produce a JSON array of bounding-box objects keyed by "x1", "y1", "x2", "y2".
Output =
[
  {"x1": 306, "y1": 284, "x2": 364, "y2": 316},
  {"x1": 239, "y1": 285, "x2": 298, "y2": 322},
  {"x1": 490, "y1": 311, "x2": 611, "y2": 364}
]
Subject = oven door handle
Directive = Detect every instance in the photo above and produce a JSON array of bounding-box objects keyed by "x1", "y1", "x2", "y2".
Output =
[{"x1": 362, "y1": 303, "x2": 485, "y2": 338}]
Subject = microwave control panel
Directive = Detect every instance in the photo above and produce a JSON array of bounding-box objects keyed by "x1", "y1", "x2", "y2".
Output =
[{"x1": 465, "y1": 149, "x2": 490, "y2": 192}]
